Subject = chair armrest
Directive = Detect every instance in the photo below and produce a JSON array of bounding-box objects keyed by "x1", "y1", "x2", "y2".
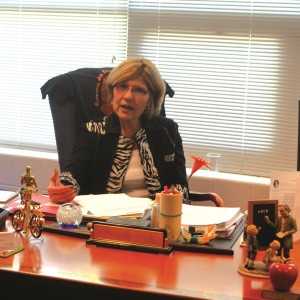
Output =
[{"x1": 188, "y1": 192, "x2": 224, "y2": 207}]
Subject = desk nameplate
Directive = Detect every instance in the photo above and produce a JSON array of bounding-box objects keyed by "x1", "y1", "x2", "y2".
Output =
[{"x1": 87, "y1": 221, "x2": 172, "y2": 254}]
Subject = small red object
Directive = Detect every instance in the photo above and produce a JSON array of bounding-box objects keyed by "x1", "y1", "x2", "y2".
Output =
[
  {"x1": 189, "y1": 156, "x2": 210, "y2": 180},
  {"x1": 163, "y1": 185, "x2": 170, "y2": 193},
  {"x1": 269, "y1": 262, "x2": 298, "y2": 292}
]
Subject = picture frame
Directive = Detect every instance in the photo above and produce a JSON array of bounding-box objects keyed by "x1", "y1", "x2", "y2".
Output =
[{"x1": 248, "y1": 200, "x2": 278, "y2": 249}]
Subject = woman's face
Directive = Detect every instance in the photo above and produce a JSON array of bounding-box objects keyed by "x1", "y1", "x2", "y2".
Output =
[{"x1": 112, "y1": 78, "x2": 150, "y2": 123}]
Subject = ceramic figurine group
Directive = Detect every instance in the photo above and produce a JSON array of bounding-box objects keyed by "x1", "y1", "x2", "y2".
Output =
[
  {"x1": 11, "y1": 166, "x2": 44, "y2": 238},
  {"x1": 240, "y1": 204, "x2": 297, "y2": 277}
]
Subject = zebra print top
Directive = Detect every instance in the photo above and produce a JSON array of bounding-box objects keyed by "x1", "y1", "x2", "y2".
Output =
[{"x1": 106, "y1": 128, "x2": 161, "y2": 198}]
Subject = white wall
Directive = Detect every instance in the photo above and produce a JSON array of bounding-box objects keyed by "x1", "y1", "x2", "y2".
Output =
[
  {"x1": 0, "y1": 148, "x2": 59, "y2": 194},
  {"x1": 189, "y1": 170, "x2": 270, "y2": 211}
]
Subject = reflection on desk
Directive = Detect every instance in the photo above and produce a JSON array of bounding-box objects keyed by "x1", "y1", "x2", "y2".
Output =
[{"x1": 0, "y1": 224, "x2": 300, "y2": 299}]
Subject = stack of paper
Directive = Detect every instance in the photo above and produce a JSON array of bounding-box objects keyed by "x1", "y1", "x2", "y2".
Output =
[
  {"x1": 74, "y1": 193, "x2": 152, "y2": 218},
  {"x1": 181, "y1": 204, "x2": 243, "y2": 238},
  {"x1": 0, "y1": 190, "x2": 18, "y2": 207}
]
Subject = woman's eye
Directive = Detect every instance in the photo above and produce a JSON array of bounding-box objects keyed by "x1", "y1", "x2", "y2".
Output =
[
  {"x1": 134, "y1": 87, "x2": 147, "y2": 95},
  {"x1": 118, "y1": 83, "x2": 128, "y2": 90}
]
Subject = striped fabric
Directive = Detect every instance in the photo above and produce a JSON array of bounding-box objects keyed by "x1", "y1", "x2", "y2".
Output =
[{"x1": 106, "y1": 128, "x2": 161, "y2": 198}]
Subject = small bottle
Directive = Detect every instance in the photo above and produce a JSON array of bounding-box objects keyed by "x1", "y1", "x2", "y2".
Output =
[{"x1": 151, "y1": 202, "x2": 160, "y2": 227}]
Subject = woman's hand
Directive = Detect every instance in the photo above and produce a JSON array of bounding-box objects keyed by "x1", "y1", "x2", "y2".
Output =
[{"x1": 48, "y1": 169, "x2": 76, "y2": 204}]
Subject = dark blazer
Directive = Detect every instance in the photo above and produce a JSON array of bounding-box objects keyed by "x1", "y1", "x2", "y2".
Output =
[{"x1": 65, "y1": 114, "x2": 188, "y2": 196}]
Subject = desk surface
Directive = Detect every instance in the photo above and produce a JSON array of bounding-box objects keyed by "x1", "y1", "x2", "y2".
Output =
[{"x1": 0, "y1": 225, "x2": 300, "y2": 300}]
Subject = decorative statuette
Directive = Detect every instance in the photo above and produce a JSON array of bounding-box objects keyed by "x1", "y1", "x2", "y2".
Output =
[{"x1": 12, "y1": 166, "x2": 44, "y2": 238}]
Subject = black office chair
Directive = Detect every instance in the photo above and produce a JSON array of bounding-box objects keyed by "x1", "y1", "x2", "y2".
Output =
[{"x1": 41, "y1": 68, "x2": 224, "y2": 207}]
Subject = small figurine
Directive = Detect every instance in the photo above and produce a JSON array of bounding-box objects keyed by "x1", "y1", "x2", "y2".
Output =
[
  {"x1": 238, "y1": 226, "x2": 287, "y2": 278},
  {"x1": 263, "y1": 240, "x2": 283, "y2": 270},
  {"x1": 265, "y1": 204, "x2": 297, "y2": 259},
  {"x1": 12, "y1": 166, "x2": 44, "y2": 238},
  {"x1": 190, "y1": 225, "x2": 217, "y2": 245},
  {"x1": 20, "y1": 166, "x2": 38, "y2": 234},
  {"x1": 244, "y1": 224, "x2": 259, "y2": 270},
  {"x1": 20, "y1": 165, "x2": 38, "y2": 195}
]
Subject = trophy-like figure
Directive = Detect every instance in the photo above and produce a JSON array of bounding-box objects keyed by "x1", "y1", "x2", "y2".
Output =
[{"x1": 12, "y1": 166, "x2": 44, "y2": 238}]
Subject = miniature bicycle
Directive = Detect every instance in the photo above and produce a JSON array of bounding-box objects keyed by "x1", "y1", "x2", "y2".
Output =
[{"x1": 12, "y1": 200, "x2": 44, "y2": 238}]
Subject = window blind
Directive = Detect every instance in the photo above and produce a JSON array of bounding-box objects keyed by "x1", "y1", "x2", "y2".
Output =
[
  {"x1": 1, "y1": 0, "x2": 300, "y2": 177},
  {"x1": 128, "y1": 0, "x2": 300, "y2": 176},
  {"x1": 0, "y1": 0, "x2": 128, "y2": 151}
]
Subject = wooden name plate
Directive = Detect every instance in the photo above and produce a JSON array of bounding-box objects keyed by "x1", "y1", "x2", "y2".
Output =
[{"x1": 87, "y1": 221, "x2": 173, "y2": 254}]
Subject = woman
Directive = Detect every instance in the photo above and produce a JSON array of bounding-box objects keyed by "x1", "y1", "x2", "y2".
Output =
[{"x1": 48, "y1": 58, "x2": 188, "y2": 203}]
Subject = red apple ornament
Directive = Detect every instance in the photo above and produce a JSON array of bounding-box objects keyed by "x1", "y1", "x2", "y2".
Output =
[{"x1": 269, "y1": 262, "x2": 298, "y2": 292}]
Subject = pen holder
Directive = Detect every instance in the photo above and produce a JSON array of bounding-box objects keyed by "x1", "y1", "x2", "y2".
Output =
[{"x1": 159, "y1": 190, "x2": 182, "y2": 242}]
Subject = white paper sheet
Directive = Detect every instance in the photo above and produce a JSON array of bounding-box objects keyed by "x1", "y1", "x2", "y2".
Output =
[
  {"x1": 181, "y1": 204, "x2": 241, "y2": 229},
  {"x1": 74, "y1": 193, "x2": 152, "y2": 217},
  {"x1": 0, "y1": 190, "x2": 18, "y2": 204}
]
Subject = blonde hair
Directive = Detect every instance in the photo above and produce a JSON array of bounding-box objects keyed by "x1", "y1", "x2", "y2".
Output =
[{"x1": 105, "y1": 58, "x2": 166, "y2": 118}]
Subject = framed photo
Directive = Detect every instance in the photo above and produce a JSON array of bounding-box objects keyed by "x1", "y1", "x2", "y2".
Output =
[{"x1": 248, "y1": 200, "x2": 278, "y2": 249}]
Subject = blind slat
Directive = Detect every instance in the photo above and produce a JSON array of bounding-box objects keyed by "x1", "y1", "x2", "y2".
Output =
[{"x1": 128, "y1": 0, "x2": 299, "y2": 176}]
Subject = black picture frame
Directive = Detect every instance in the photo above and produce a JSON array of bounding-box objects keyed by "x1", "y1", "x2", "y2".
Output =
[{"x1": 248, "y1": 200, "x2": 278, "y2": 249}]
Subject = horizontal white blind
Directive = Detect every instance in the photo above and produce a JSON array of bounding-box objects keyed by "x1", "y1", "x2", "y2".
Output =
[
  {"x1": 128, "y1": 0, "x2": 300, "y2": 176},
  {"x1": 1, "y1": 1, "x2": 299, "y2": 177},
  {"x1": 0, "y1": 1, "x2": 128, "y2": 151}
]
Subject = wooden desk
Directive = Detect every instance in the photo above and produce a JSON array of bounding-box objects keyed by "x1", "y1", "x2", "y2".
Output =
[{"x1": 0, "y1": 227, "x2": 299, "y2": 300}]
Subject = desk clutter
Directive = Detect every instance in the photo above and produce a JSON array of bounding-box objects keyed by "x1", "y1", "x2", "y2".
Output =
[
  {"x1": 3, "y1": 193, "x2": 244, "y2": 255},
  {"x1": 44, "y1": 188, "x2": 243, "y2": 254},
  {"x1": 1, "y1": 167, "x2": 244, "y2": 255},
  {"x1": 2, "y1": 166, "x2": 299, "y2": 300}
]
